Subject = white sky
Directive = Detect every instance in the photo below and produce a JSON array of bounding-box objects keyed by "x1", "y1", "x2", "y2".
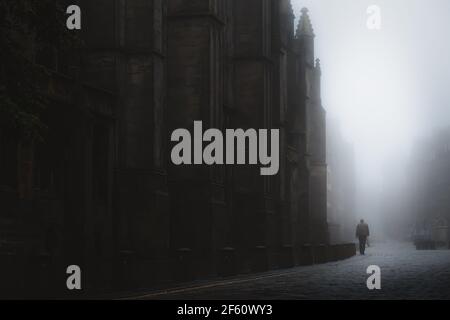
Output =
[{"x1": 292, "y1": 0, "x2": 450, "y2": 195}]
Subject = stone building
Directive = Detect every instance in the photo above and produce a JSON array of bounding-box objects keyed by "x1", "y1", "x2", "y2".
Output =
[
  {"x1": 0, "y1": 0, "x2": 337, "y2": 297},
  {"x1": 0, "y1": 65, "x2": 116, "y2": 296},
  {"x1": 408, "y1": 129, "x2": 450, "y2": 247}
]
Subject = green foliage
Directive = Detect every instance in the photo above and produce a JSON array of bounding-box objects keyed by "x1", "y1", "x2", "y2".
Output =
[{"x1": 0, "y1": 0, "x2": 78, "y2": 141}]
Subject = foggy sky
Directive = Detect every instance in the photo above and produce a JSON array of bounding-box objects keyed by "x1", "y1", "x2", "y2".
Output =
[{"x1": 292, "y1": 0, "x2": 450, "y2": 232}]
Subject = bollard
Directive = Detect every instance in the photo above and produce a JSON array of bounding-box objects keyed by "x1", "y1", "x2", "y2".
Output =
[
  {"x1": 314, "y1": 244, "x2": 327, "y2": 264},
  {"x1": 116, "y1": 250, "x2": 135, "y2": 290},
  {"x1": 280, "y1": 245, "x2": 295, "y2": 269},
  {"x1": 173, "y1": 248, "x2": 194, "y2": 283},
  {"x1": 218, "y1": 247, "x2": 237, "y2": 277},
  {"x1": 251, "y1": 246, "x2": 268, "y2": 273},
  {"x1": 298, "y1": 244, "x2": 314, "y2": 266},
  {"x1": 327, "y1": 245, "x2": 339, "y2": 262}
]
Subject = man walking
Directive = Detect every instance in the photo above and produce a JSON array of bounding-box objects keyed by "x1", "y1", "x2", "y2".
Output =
[{"x1": 356, "y1": 219, "x2": 370, "y2": 255}]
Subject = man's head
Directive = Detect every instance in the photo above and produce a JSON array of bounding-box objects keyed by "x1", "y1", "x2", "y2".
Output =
[{"x1": 360, "y1": 219, "x2": 365, "y2": 224}]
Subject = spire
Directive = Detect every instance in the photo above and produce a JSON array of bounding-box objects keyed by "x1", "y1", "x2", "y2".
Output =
[
  {"x1": 315, "y1": 58, "x2": 321, "y2": 74},
  {"x1": 296, "y1": 7, "x2": 315, "y2": 38},
  {"x1": 280, "y1": 0, "x2": 294, "y2": 17}
]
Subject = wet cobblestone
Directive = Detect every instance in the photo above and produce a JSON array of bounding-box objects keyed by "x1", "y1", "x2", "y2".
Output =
[{"x1": 136, "y1": 242, "x2": 450, "y2": 300}]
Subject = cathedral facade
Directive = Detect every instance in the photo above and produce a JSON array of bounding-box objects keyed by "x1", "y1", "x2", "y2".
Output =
[{"x1": 0, "y1": 1, "x2": 341, "y2": 296}]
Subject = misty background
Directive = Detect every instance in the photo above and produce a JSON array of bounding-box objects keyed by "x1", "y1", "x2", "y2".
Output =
[{"x1": 292, "y1": 0, "x2": 450, "y2": 241}]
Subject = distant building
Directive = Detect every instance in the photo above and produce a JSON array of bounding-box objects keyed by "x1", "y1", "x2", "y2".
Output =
[
  {"x1": 409, "y1": 128, "x2": 450, "y2": 247},
  {"x1": 327, "y1": 119, "x2": 356, "y2": 243}
]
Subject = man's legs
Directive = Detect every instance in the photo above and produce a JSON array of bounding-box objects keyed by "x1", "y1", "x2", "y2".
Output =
[{"x1": 359, "y1": 236, "x2": 367, "y2": 255}]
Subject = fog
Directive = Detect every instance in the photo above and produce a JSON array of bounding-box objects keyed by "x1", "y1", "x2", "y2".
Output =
[{"x1": 292, "y1": 0, "x2": 450, "y2": 240}]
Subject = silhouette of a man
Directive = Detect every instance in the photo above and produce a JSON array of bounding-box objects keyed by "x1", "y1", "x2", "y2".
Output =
[{"x1": 356, "y1": 219, "x2": 370, "y2": 255}]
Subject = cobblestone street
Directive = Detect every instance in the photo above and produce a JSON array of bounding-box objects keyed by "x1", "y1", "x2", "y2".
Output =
[{"x1": 132, "y1": 242, "x2": 450, "y2": 300}]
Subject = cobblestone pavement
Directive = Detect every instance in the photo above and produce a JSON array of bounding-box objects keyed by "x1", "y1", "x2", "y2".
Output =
[{"x1": 134, "y1": 242, "x2": 450, "y2": 300}]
